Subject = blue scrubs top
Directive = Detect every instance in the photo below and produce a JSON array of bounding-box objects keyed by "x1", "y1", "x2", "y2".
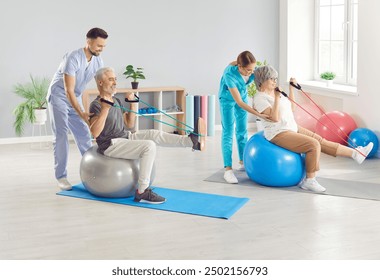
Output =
[
  {"x1": 47, "y1": 48, "x2": 103, "y2": 103},
  {"x1": 218, "y1": 64, "x2": 254, "y2": 102}
]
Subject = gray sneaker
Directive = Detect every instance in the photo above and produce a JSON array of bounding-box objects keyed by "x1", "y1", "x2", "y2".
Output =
[{"x1": 134, "y1": 188, "x2": 166, "y2": 204}]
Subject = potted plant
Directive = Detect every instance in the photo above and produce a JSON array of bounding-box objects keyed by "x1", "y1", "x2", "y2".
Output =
[
  {"x1": 123, "y1": 65, "x2": 146, "y2": 89},
  {"x1": 13, "y1": 75, "x2": 50, "y2": 136},
  {"x1": 320, "y1": 71, "x2": 336, "y2": 86}
]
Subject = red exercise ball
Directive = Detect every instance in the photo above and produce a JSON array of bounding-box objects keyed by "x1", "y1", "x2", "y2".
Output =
[
  {"x1": 315, "y1": 111, "x2": 357, "y2": 145},
  {"x1": 294, "y1": 103, "x2": 324, "y2": 132}
]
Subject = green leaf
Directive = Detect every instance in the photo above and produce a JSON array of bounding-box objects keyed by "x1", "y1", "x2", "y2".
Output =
[
  {"x1": 12, "y1": 75, "x2": 50, "y2": 136},
  {"x1": 320, "y1": 71, "x2": 336, "y2": 80},
  {"x1": 13, "y1": 102, "x2": 28, "y2": 136},
  {"x1": 122, "y1": 64, "x2": 146, "y2": 82}
]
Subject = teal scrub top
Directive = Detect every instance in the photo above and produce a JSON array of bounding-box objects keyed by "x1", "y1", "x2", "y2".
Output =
[{"x1": 218, "y1": 64, "x2": 254, "y2": 102}]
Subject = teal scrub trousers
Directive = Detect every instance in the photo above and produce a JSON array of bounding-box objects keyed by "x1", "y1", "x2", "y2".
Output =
[{"x1": 219, "y1": 98, "x2": 248, "y2": 168}]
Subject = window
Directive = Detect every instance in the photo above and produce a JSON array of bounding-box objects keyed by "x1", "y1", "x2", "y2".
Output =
[{"x1": 316, "y1": 0, "x2": 358, "y2": 85}]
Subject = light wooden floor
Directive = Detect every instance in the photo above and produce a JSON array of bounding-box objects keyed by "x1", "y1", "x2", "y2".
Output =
[{"x1": 1, "y1": 130, "x2": 380, "y2": 260}]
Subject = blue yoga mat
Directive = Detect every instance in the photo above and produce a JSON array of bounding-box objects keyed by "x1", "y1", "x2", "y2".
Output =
[{"x1": 57, "y1": 183, "x2": 249, "y2": 219}]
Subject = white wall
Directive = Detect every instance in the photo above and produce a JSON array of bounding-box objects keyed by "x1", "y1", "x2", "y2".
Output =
[
  {"x1": 345, "y1": 0, "x2": 380, "y2": 130},
  {"x1": 279, "y1": 0, "x2": 314, "y2": 85},
  {"x1": 0, "y1": 0, "x2": 279, "y2": 139}
]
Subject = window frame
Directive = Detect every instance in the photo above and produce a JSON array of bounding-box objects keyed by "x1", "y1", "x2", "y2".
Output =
[{"x1": 314, "y1": 0, "x2": 358, "y2": 86}]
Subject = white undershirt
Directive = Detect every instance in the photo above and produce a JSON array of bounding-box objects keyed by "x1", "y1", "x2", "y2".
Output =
[
  {"x1": 253, "y1": 91, "x2": 298, "y2": 140},
  {"x1": 241, "y1": 74, "x2": 249, "y2": 83}
]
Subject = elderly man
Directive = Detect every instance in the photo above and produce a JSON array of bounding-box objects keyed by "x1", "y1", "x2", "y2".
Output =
[{"x1": 89, "y1": 67, "x2": 205, "y2": 204}]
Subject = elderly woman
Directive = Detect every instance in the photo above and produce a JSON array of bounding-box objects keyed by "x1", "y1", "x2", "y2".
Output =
[{"x1": 252, "y1": 65, "x2": 373, "y2": 192}]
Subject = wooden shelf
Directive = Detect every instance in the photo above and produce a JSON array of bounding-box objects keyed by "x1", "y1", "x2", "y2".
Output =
[
  {"x1": 139, "y1": 112, "x2": 184, "y2": 117},
  {"x1": 83, "y1": 86, "x2": 187, "y2": 135}
]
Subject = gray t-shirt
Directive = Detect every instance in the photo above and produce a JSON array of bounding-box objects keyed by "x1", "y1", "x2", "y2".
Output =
[{"x1": 89, "y1": 96, "x2": 130, "y2": 154}]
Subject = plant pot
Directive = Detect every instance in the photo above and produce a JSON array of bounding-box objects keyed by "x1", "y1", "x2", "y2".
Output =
[
  {"x1": 34, "y1": 108, "x2": 47, "y2": 125},
  {"x1": 326, "y1": 80, "x2": 334, "y2": 87},
  {"x1": 131, "y1": 82, "x2": 139, "y2": 89}
]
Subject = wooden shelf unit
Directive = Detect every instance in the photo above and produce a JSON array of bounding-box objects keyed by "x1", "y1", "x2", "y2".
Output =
[{"x1": 83, "y1": 86, "x2": 187, "y2": 135}]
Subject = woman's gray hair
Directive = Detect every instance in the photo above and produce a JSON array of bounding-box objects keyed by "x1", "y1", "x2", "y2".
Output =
[
  {"x1": 253, "y1": 65, "x2": 278, "y2": 89},
  {"x1": 95, "y1": 67, "x2": 115, "y2": 82}
]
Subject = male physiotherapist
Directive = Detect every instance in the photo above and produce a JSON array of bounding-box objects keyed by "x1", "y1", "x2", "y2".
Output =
[{"x1": 47, "y1": 27, "x2": 108, "y2": 190}]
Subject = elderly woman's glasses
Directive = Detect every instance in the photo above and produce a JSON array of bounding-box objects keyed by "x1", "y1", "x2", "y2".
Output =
[{"x1": 270, "y1": 77, "x2": 278, "y2": 82}]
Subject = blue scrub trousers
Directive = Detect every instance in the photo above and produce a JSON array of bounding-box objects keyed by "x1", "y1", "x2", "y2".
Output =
[
  {"x1": 48, "y1": 97, "x2": 92, "y2": 179},
  {"x1": 219, "y1": 98, "x2": 248, "y2": 168}
]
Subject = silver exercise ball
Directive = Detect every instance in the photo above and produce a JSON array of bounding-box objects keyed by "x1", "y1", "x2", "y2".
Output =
[{"x1": 80, "y1": 146, "x2": 155, "y2": 198}]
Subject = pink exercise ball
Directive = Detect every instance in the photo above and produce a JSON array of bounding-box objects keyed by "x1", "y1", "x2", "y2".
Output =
[
  {"x1": 315, "y1": 111, "x2": 357, "y2": 145},
  {"x1": 294, "y1": 103, "x2": 324, "y2": 132}
]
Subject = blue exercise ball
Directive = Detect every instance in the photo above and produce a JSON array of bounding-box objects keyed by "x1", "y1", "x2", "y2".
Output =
[
  {"x1": 348, "y1": 128, "x2": 379, "y2": 158},
  {"x1": 243, "y1": 132, "x2": 305, "y2": 187},
  {"x1": 80, "y1": 146, "x2": 155, "y2": 198}
]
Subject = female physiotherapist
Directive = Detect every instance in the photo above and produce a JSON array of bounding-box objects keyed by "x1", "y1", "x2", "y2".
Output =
[{"x1": 219, "y1": 51, "x2": 268, "y2": 184}]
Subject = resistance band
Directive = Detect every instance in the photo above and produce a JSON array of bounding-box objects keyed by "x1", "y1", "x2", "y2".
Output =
[
  {"x1": 290, "y1": 82, "x2": 355, "y2": 144},
  {"x1": 99, "y1": 97, "x2": 204, "y2": 136},
  {"x1": 275, "y1": 87, "x2": 365, "y2": 157}
]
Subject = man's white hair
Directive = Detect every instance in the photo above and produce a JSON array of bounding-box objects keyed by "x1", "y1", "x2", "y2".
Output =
[{"x1": 95, "y1": 67, "x2": 115, "y2": 82}]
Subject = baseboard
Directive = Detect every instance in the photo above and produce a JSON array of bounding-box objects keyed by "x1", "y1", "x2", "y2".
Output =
[
  {"x1": 0, "y1": 134, "x2": 74, "y2": 145},
  {"x1": 2, "y1": 122, "x2": 257, "y2": 144}
]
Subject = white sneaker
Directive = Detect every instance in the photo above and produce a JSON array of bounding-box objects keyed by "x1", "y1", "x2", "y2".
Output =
[
  {"x1": 353, "y1": 142, "x2": 374, "y2": 164},
  {"x1": 237, "y1": 162, "x2": 245, "y2": 171},
  {"x1": 300, "y1": 178, "x2": 326, "y2": 193},
  {"x1": 57, "y1": 178, "x2": 72, "y2": 191},
  {"x1": 224, "y1": 170, "x2": 238, "y2": 184}
]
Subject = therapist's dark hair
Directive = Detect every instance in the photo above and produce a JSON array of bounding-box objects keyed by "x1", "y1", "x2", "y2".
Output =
[
  {"x1": 237, "y1": 51, "x2": 256, "y2": 67},
  {"x1": 86, "y1": 28, "x2": 108, "y2": 39}
]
